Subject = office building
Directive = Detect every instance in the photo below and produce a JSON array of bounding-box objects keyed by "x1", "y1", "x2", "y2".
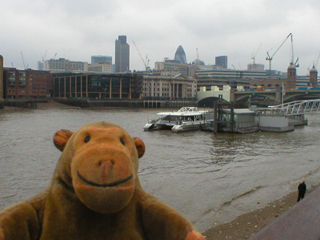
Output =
[
  {"x1": 142, "y1": 73, "x2": 196, "y2": 100},
  {"x1": 88, "y1": 63, "x2": 112, "y2": 73},
  {"x1": 174, "y1": 45, "x2": 187, "y2": 64},
  {"x1": 52, "y1": 72, "x2": 142, "y2": 99},
  {"x1": 247, "y1": 63, "x2": 264, "y2": 71},
  {"x1": 91, "y1": 55, "x2": 112, "y2": 64},
  {"x1": 155, "y1": 61, "x2": 191, "y2": 77},
  {"x1": 115, "y1": 35, "x2": 130, "y2": 73},
  {"x1": 44, "y1": 58, "x2": 88, "y2": 72},
  {"x1": 215, "y1": 56, "x2": 228, "y2": 69},
  {"x1": 38, "y1": 61, "x2": 44, "y2": 70}
]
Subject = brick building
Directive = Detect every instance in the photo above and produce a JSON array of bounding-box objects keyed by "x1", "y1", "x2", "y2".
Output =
[{"x1": 3, "y1": 68, "x2": 53, "y2": 99}]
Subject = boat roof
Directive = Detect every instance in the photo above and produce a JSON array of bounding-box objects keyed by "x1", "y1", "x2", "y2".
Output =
[
  {"x1": 157, "y1": 111, "x2": 204, "y2": 116},
  {"x1": 157, "y1": 107, "x2": 207, "y2": 116},
  {"x1": 222, "y1": 108, "x2": 255, "y2": 114}
]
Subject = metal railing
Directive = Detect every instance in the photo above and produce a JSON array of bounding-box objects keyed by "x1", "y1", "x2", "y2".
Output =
[{"x1": 269, "y1": 100, "x2": 320, "y2": 115}]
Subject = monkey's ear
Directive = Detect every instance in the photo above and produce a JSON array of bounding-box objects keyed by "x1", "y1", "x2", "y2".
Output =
[
  {"x1": 133, "y1": 137, "x2": 145, "y2": 158},
  {"x1": 53, "y1": 129, "x2": 74, "y2": 152}
]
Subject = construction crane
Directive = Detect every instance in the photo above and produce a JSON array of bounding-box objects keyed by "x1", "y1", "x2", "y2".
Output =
[
  {"x1": 266, "y1": 33, "x2": 292, "y2": 71},
  {"x1": 315, "y1": 53, "x2": 320, "y2": 68},
  {"x1": 42, "y1": 50, "x2": 48, "y2": 70},
  {"x1": 20, "y1": 51, "x2": 26, "y2": 69},
  {"x1": 132, "y1": 41, "x2": 150, "y2": 71},
  {"x1": 42, "y1": 50, "x2": 47, "y2": 62},
  {"x1": 309, "y1": 53, "x2": 320, "y2": 70},
  {"x1": 251, "y1": 43, "x2": 262, "y2": 65},
  {"x1": 290, "y1": 34, "x2": 299, "y2": 68}
]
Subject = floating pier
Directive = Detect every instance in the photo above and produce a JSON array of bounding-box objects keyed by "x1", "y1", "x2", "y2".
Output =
[{"x1": 201, "y1": 98, "x2": 307, "y2": 134}]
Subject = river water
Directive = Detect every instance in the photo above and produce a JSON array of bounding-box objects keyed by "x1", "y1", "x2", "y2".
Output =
[{"x1": 1, "y1": 103, "x2": 320, "y2": 232}]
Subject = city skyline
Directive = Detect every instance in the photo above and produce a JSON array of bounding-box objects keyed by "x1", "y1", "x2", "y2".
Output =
[{"x1": 1, "y1": 0, "x2": 320, "y2": 75}]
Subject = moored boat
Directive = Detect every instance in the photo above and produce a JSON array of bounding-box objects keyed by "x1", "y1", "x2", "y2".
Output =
[{"x1": 143, "y1": 107, "x2": 214, "y2": 132}]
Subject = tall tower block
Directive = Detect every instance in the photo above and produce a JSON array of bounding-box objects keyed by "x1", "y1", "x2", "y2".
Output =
[{"x1": 115, "y1": 35, "x2": 130, "y2": 73}]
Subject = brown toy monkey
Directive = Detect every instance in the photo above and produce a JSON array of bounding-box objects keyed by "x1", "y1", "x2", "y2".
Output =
[{"x1": 0, "y1": 121, "x2": 206, "y2": 240}]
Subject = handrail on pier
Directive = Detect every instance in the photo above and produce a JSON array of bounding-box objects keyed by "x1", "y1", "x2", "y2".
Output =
[{"x1": 269, "y1": 99, "x2": 320, "y2": 115}]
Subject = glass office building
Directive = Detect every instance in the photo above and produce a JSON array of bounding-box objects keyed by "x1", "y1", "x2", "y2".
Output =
[{"x1": 115, "y1": 36, "x2": 130, "y2": 73}]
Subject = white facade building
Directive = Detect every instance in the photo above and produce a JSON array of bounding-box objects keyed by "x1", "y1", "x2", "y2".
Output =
[
  {"x1": 88, "y1": 63, "x2": 112, "y2": 73},
  {"x1": 44, "y1": 58, "x2": 88, "y2": 72},
  {"x1": 142, "y1": 74, "x2": 197, "y2": 100}
]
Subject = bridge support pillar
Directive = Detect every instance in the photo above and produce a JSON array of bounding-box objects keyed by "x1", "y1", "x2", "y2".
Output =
[
  {"x1": 230, "y1": 89, "x2": 235, "y2": 102},
  {"x1": 275, "y1": 89, "x2": 282, "y2": 103}
]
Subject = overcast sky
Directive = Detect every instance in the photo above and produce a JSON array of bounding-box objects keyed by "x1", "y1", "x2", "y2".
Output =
[{"x1": 1, "y1": 0, "x2": 320, "y2": 75}]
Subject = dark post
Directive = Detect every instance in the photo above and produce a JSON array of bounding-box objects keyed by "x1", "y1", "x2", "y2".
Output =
[
  {"x1": 230, "y1": 102, "x2": 234, "y2": 133},
  {"x1": 214, "y1": 100, "x2": 218, "y2": 134}
]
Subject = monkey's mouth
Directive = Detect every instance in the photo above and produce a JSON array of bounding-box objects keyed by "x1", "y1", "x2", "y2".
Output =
[{"x1": 77, "y1": 171, "x2": 133, "y2": 188}]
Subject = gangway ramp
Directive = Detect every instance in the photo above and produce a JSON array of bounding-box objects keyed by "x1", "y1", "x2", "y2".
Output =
[{"x1": 269, "y1": 99, "x2": 320, "y2": 115}]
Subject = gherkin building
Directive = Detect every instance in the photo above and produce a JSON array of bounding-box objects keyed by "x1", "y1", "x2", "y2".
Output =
[{"x1": 174, "y1": 45, "x2": 187, "y2": 64}]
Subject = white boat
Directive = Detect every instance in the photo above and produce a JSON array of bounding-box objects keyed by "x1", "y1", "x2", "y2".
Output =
[{"x1": 143, "y1": 107, "x2": 214, "y2": 133}]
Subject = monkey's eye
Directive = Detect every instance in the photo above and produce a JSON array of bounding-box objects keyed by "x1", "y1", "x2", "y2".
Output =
[
  {"x1": 120, "y1": 138, "x2": 125, "y2": 145},
  {"x1": 84, "y1": 135, "x2": 90, "y2": 143}
]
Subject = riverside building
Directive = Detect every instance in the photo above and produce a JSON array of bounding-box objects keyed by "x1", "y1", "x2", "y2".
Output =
[
  {"x1": 3, "y1": 68, "x2": 53, "y2": 99},
  {"x1": 51, "y1": 71, "x2": 196, "y2": 103},
  {"x1": 52, "y1": 72, "x2": 142, "y2": 99},
  {"x1": 142, "y1": 73, "x2": 197, "y2": 101}
]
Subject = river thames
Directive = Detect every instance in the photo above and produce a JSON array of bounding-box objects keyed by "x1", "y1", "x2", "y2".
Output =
[{"x1": 1, "y1": 103, "x2": 320, "y2": 232}]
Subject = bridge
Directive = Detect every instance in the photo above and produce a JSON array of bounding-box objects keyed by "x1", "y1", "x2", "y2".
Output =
[
  {"x1": 268, "y1": 99, "x2": 320, "y2": 115},
  {"x1": 234, "y1": 89, "x2": 320, "y2": 103},
  {"x1": 197, "y1": 86, "x2": 320, "y2": 107}
]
